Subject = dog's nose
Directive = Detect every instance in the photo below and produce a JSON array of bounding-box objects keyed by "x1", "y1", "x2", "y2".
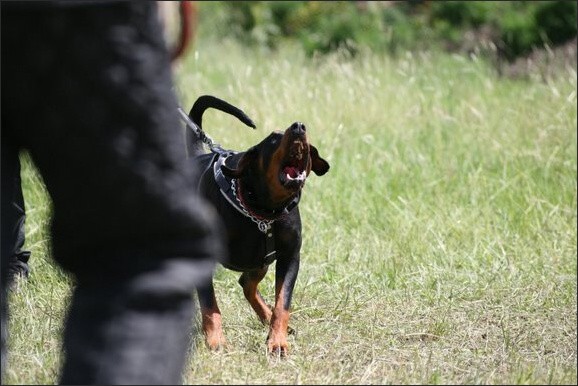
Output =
[{"x1": 291, "y1": 122, "x2": 306, "y2": 135}]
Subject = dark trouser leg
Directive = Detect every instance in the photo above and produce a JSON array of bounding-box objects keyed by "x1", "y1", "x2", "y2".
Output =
[
  {"x1": 3, "y1": 3, "x2": 223, "y2": 384},
  {"x1": 1, "y1": 132, "x2": 19, "y2": 383},
  {"x1": 0, "y1": 285, "x2": 7, "y2": 385},
  {"x1": 60, "y1": 258, "x2": 215, "y2": 385},
  {"x1": 8, "y1": 157, "x2": 31, "y2": 284}
]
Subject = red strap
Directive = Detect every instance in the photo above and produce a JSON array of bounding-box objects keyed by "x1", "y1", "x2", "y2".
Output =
[{"x1": 171, "y1": 1, "x2": 195, "y2": 63}]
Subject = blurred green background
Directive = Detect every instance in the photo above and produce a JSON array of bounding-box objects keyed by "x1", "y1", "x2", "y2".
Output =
[{"x1": 190, "y1": 0, "x2": 576, "y2": 63}]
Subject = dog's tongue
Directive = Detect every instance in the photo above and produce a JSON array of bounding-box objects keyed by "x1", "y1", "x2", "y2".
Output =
[{"x1": 284, "y1": 166, "x2": 300, "y2": 178}]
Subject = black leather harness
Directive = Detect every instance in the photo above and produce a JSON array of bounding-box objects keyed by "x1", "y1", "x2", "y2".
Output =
[{"x1": 198, "y1": 151, "x2": 301, "y2": 267}]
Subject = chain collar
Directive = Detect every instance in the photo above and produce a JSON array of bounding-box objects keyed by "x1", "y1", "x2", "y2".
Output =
[
  {"x1": 213, "y1": 153, "x2": 300, "y2": 234},
  {"x1": 231, "y1": 178, "x2": 273, "y2": 233}
]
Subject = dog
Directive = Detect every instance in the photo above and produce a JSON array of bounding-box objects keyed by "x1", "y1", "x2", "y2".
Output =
[{"x1": 185, "y1": 95, "x2": 330, "y2": 355}]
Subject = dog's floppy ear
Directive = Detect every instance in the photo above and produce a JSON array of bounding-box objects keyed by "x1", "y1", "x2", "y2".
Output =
[
  {"x1": 221, "y1": 147, "x2": 258, "y2": 178},
  {"x1": 309, "y1": 145, "x2": 330, "y2": 176}
]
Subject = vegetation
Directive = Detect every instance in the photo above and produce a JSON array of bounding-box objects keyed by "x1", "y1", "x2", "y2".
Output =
[
  {"x1": 196, "y1": 1, "x2": 577, "y2": 60},
  {"x1": 4, "y1": 2, "x2": 577, "y2": 384}
]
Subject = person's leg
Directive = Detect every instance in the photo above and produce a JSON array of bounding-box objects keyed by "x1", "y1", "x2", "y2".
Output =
[
  {"x1": 60, "y1": 258, "x2": 216, "y2": 385},
  {"x1": 2, "y1": 2, "x2": 223, "y2": 384},
  {"x1": 7, "y1": 157, "x2": 31, "y2": 287},
  {"x1": 1, "y1": 126, "x2": 21, "y2": 382}
]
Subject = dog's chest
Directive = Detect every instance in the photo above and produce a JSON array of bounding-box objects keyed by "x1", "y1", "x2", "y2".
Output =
[{"x1": 221, "y1": 211, "x2": 300, "y2": 271}]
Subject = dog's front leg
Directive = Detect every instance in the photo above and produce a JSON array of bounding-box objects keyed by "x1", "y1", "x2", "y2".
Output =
[
  {"x1": 196, "y1": 281, "x2": 226, "y2": 350},
  {"x1": 268, "y1": 256, "x2": 299, "y2": 356},
  {"x1": 238, "y1": 267, "x2": 272, "y2": 324}
]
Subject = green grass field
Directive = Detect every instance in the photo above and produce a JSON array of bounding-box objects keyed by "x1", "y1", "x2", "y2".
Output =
[{"x1": 4, "y1": 38, "x2": 577, "y2": 384}]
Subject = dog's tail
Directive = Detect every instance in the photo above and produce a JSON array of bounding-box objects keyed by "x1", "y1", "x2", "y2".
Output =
[
  {"x1": 189, "y1": 95, "x2": 256, "y2": 131},
  {"x1": 186, "y1": 95, "x2": 256, "y2": 157}
]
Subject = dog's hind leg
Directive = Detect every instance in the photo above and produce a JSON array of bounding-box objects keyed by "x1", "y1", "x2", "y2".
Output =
[
  {"x1": 238, "y1": 268, "x2": 272, "y2": 325},
  {"x1": 196, "y1": 281, "x2": 226, "y2": 350}
]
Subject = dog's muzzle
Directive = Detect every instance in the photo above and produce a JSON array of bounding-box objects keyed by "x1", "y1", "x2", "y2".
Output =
[{"x1": 280, "y1": 122, "x2": 309, "y2": 190}]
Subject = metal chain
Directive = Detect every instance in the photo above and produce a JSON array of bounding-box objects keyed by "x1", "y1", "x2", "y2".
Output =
[
  {"x1": 177, "y1": 106, "x2": 226, "y2": 154},
  {"x1": 231, "y1": 178, "x2": 273, "y2": 233}
]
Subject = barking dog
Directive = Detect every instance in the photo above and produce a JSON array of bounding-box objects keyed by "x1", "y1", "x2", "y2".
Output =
[{"x1": 185, "y1": 95, "x2": 330, "y2": 355}]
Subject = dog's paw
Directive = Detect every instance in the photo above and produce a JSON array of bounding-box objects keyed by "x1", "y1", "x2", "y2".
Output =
[
  {"x1": 202, "y1": 313, "x2": 226, "y2": 351},
  {"x1": 266, "y1": 331, "x2": 288, "y2": 357},
  {"x1": 205, "y1": 332, "x2": 227, "y2": 351},
  {"x1": 267, "y1": 342, "x2": 288, "y2": 358}
]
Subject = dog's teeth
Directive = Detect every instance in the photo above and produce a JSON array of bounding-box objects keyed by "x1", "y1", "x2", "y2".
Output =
[{"x1": 285, "y1": 170, "x2": 306, "y2": 182}]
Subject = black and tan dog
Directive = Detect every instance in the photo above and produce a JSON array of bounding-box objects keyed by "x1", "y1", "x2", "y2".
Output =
[{"x1": 185, "y1": 95, "x2": 329, "y2": 355}]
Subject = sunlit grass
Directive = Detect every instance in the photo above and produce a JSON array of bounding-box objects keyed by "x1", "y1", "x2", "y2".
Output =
[{"x1": 4, "y1": 38, "x2": 576, "y2": 384}]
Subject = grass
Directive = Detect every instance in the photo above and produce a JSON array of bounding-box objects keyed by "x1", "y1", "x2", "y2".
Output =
[{"x1": 4, "y1": 37, "x2": 577, "y2": 384}]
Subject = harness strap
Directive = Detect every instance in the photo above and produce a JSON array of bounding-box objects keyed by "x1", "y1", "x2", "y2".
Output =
[
  {"x1": 264, "y1": 230, "x2": 276, "y2": 266},
  {"x1": 212, "y1": 154, "x2": 276, "y2": 266},
  {"x1": 211, "y1": 153, "x2": 303, "y2": 267},
  {"x1": 197, "y1": 152, "x2": 219, "y2": 194},
  {"x1": 213, "y1": 153, "x2": 247, "y2": 217}
]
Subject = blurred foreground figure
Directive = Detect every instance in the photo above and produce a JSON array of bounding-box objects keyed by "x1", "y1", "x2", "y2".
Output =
[
  {"x1": 5, "y1": 160, "x2": 31, "y2": 291},
  {"x1": 1, "y1": 1, "x2": 222, "y2": 384}
]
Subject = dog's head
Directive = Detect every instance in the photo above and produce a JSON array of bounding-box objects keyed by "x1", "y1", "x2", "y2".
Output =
[{"x1": 221, "y1": 122, "x2": 330, "y2": 207}]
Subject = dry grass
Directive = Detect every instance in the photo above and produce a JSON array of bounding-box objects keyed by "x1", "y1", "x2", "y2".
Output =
[{"x1": 4, "y1": 37, "x2": 577, "y2": 385}]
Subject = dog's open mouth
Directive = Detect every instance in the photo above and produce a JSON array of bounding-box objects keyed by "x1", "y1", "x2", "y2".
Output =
[{"x1": 280, "y1": 140, "x2": 308, "y2": 189}]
